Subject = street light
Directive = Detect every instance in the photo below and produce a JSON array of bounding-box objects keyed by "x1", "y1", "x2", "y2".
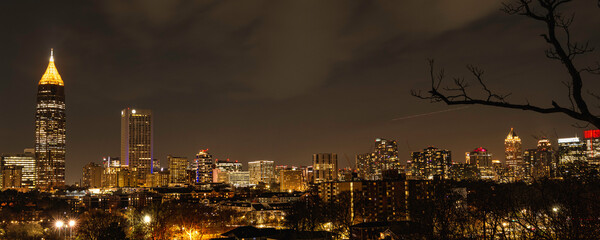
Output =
[
  {"x1": 55, "y1": 220, "x2": 64, "y2": 239},
  {"x1": 68, "y1": 220, "x2": 76, "y2": 239},
  {"x1": 143, "y1": 215, "x2": 152, "y2": 224}
]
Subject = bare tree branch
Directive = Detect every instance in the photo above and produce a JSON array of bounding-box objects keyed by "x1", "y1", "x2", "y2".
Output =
[{"x1": 414, "y1": 0, "x2": 600, "y2": 129}]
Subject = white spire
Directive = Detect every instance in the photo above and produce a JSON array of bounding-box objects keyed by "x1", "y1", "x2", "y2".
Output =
[{"x1": 50, "y1": 48, "x2": 54, "y2": 62}]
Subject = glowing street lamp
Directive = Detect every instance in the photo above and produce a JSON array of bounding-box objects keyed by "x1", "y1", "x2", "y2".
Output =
[
  {"x1": 55, "y1": 220, "x2": 64, "y2": 238},
  {"x1": 143, "y1": 215, "x2": 152, "y2": 224},
  {"x1": 68, "y1": 220, "x2": 76, "y2": 239}
]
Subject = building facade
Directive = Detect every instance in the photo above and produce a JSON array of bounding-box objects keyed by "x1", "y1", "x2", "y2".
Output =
[
  {"x1": 2, "y1": 166, "x2": 23, "y2": 189},
  {"x1": 248, "y1": 160, "x2": 275, "y2": 185},
  {"x1": 584, "y1": 129, "x2": 600, "y2": 165},
  {"x1": 194, "y1": 149, "x2": 213, "y2": 183},
  {"x1": 168, "y1": 155, "x2": 188, "y2": 184},
  {"x1": 82, "y1": 162, "x2": 103, "y2": 188},
  {"x1": 504, "y1": 128, "x2": 523, "y2": 167},
  {"x1": 313, "y1": 153, "x2": 338, "y2": 183},
  {"x1": 121, "y1": 108, "x2": 153, "y2": 185},
  {"x1": 409, "y1": 146, "x2": 452, "y2": 180},
  {"x1": 357, "y1": 138, "x2": 400, "y2": 180},
  {"x1": 1, "y1": 149, "x2": 36, "y2": 188},
  {"x1": 35, "y1": 49, "x2": 66, "y2": 190},
  {"x1": 467, "y1": 147, "x2": 494, "y2": 180},
  {"x1": 557, "y1": 137, "x2": 586, "y2": 164},
  {"x1": 280, "y1": 170, "x2": 304, "y2": 192}
]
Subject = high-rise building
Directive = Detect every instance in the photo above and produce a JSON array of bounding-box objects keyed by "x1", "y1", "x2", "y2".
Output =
[
  {"x1": 168, "y1": 155, "x2": 188, "y2": 184},
  {"x1": 2, "y1": 165, "x2": 23, "y2": 189},
  {"x1": 313, "y1": 153, "x2": 338, "y2": 183},
  {"x1": 467, "y1": 147, "x2": 494, "y2": 180},
  {"x1": 557, "y1": 137, "x2": 587, "y2": 164},
  {"x1": 409, "y1": 147, "x2": 452, "y2": 180},
  {"x1": 533, "y1": 138, "x2": 555, "y2": 178},
  {"x1": 584, "y1": 129, "x2": 600, "y2": 165},
  {"x1": 35, "y1": 49, "x2": 66, "y2": 190},
  {"x1": 248, "y1": 160, "x2": 275, "y2": 185},
  {"x1": 356, "y1": 138, "x2": 400, "y2": 180},
  {"x1": 194, "y1": 149, "x2": 213, "y2": 183},
  {"x1": 1, "y1": 149, "x2": 36, "y2": 188},
  {"x1": 505, "y1": 128, "x2": 523, "y2": 167},
  {"x1": 280, "y1": 169, "x2": 304, "y2": 192},
  {"x1": 82, "y1": 162, "x2": 103, "y2": 188},
  {"x1": 121, "y1": 108, "x2": 153, "y2": 185}
]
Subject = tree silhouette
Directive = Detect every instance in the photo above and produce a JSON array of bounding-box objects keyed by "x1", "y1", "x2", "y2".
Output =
[{"x1": 413, "y1": 0, "x2": 600, "y2": 128}]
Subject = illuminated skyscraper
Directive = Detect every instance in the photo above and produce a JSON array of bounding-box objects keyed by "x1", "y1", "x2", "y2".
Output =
[
  {"x1": 504, "y1": 128, "x2": 523, "y2": 167},
  {"x1": 409, "y1": 146, "x2": 452, "y2": 180},
  {"x1": 557, "y1": 137, "x2": 586, "y2": 164},
  {"x1": 467, "y1": 147, "x2": 494, "y2": 180},
  {"x1": 312, "y1": 153, "x2": 338, "y2": 183},
  {"x1": 533, "y1": 138, "x2": 555, "y2": 178},
  {"x1": 584, "y1": 129, "x2": 600, "y2": 165},
  {"x1": 194, "y1": 149, "x2": 213, "y2": 183},
  {"x1": 35, "y1": 49, "x2": 66, "y2": 190},
  {"x1": 356, "y1": 138, "x2": 400, "y2": 180},
  {"x1": 121, "y1": 108, "x2": 153, "y2": 185}
]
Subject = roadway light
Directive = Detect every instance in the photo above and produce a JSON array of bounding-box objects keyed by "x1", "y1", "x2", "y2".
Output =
[
  {"x1": 552, "y1": 207, "x2": 559, "y2": 212},
  {"x1": 68, "y1": 220, "x2": 76, "y2": 227},
  {"x1": 55, "y1": 220, "x2": 64, "y2": 228},
  {"x1": 143, "y1": 215, "x2": 152, "y2": 224}
]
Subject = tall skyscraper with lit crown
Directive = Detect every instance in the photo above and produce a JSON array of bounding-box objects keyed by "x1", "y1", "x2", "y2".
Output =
[
  {"x1": 35, "y1": 49, "x2": 66, "y2": 189},
  {"x1": 505, "y1": 128, "x2": 523, "y2": 167}
]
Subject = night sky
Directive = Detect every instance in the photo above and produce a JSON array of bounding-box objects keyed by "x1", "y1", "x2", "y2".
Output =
[{"x1": 1, "y1": 1, "x2": 599, "y2": 184}]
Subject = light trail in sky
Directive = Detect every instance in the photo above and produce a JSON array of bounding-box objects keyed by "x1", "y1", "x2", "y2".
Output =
[{"x1": 391, "y1": 106, "x2": 470, "y2": 121}]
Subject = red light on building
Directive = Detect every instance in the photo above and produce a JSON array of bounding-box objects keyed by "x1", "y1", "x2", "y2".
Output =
[
  {"x1": 584, "y1": 130, "x2": 600, "y2": 139},
  {"x1": 474, "y1": 147, "x2": 487, "y2": 152}
]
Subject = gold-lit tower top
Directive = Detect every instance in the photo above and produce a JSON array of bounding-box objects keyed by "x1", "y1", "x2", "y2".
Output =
[{"x1": 39, "y1": 48, "x2": 64, "y2": 86}]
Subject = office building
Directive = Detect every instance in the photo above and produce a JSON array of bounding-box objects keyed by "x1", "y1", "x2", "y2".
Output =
[
  {"x1": 557, "y1": 137, "x2": 587, "y2": 164},
  {"x1": 168, "y1": 155, "x2": 188, "y2": 184},
  {"x1": 280, "y1": 170, "x2": 304, "y2": 192},
  {"x1": 505, "y1": 128, "x2": 523, "y2": 167},
  {"x1": 533, "y1": 138, "x2": 555, "y2": 178},
  {"x1": 248, "y1": 160, "x2": 275, "y2": 185},
  {"x1": 215, "y1": 159, "x2": 242, "y2": 172},
  {"x1": 2, "y1": 165, "x2": 23, "y2": 189},
  {"x1": 35, "y1": 49, "x2": 66, "y2": 190},
  {"x1": 228, "y1": 171, "x2": 250, "y2": 187},
  {"x1": 121, "y1": 108, "x2": 153, "y2": 185},
  {"x1": 356, "y1": 138, "x2": 400, "y2": 180},
  {"x1": 82, "y1": 162, "x2": 103, "y2": 188},
  {"x1": 409, "y1": 146, "x2": 451, "y2": 180},
  {"x1": 467, "y1": 147, "x2": 494, "y2": 180},
  {"x1": 1, "y1": 149, "x2": 36, "y2": 188},
  {"x1": 584, "y1": 129, "x2": 600, "y2": 165},
  {"x1": 313, "y1": 153, "x2": 338, "y2": 183}
]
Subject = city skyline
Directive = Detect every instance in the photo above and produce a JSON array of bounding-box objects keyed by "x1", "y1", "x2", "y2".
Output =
[{"x1": 1, "y1": 1, "x2": 599, "y2": 184}]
